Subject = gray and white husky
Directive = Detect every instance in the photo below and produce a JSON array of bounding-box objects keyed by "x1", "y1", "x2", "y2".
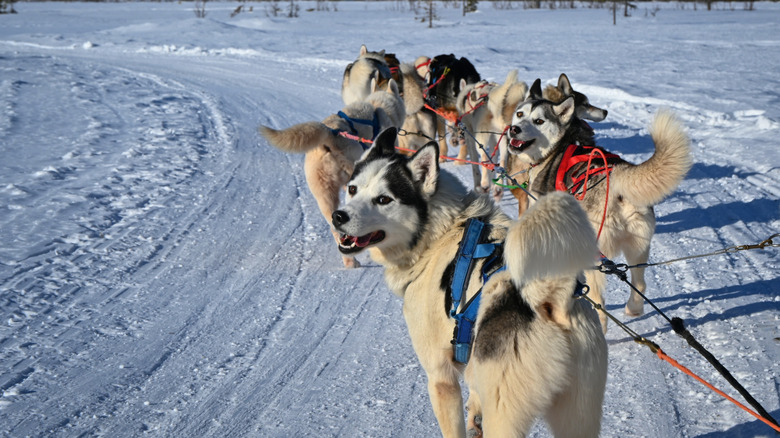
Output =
[
  {"x1": 332, "y1": 128, "x2": 607, "y2": 438},
  {"x1": 260, "y1": 79, "x2": 405, "y2": 269},
  {"x1": 507, "y1": 89, "x2": 692, "y2": 332},
  {"x1": 342, "y1": 45, "x2": 436, "y2": 156}
]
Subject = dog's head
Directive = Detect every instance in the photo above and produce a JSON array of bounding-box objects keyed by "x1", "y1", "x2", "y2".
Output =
[
  {"x1": 544, "y1": 73, "x2": 608, "y2": 123},
  {"x1": 332, "y1": 128, "x2": 438, "y2": 256},
  {"x1": 507, "y1": 79, "x2": 575, "y2": 164}
]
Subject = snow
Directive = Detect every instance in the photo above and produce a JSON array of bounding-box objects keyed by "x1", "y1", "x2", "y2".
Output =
[{"x1": 0, "y1": 1, "x2": 778, "y2": 437}]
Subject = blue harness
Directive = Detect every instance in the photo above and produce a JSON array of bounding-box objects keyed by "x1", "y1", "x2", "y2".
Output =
[
  {"x1": 336, "y1": 110, "x2": 380, "y2": 147},
  {"x1": 450, "y1": 218, "x2": 506, "y2": 364}
]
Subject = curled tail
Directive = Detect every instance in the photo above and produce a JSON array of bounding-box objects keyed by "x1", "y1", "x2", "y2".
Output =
[
  {"x1": 612, "y1": 109, "x2": 692, "y2": 207},
  {"x1": 504, "y1": 192, "x2": 599, "y2": 325},
  {"x1": 259, "y1": 122, "x2": 332, "y2": 154}
]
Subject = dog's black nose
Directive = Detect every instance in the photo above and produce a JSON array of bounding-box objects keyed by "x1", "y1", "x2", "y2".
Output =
[
  {"x1": 509, "y1": 125, "x2": 521, "y2": 136},
  {"x1": 332, "y1": 210, "x2": 350, "y2": 227}
]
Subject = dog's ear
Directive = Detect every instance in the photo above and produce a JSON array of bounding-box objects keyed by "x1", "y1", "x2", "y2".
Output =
[
  {"x1": 370, "y1": 76, "x2": 378, "y2": 93},
  {"x1": 387, "y1": 79, "x2": 399, "y2": 96},
  {"x1": 368, "y1": 128, "x2": 398, "y2": 159},
  {"x1": 408, "y1": 142, "x2": 439, "y2": 199},
  {"x1": 554, "y1": 96, "x2": 576, "y2": 125},
  {"x1": 529, "y1": 78, "x2": 543, "y2": 100},
  {"x1": 359, "y1": 45, "x2": 368, "y2": 56},
  {"x1": 459, "y1": 78, "x2": 467, "y2": 95},
  {"x1": 557, "y1": 73, "x2": 573, "y2": 96}
]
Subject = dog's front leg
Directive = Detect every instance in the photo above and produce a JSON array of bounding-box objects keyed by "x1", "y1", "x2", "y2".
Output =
[{"x1": 427, "y1": 372, "x2": 467, "y2": 438}]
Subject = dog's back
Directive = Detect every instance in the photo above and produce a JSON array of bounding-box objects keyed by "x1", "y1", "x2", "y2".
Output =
[{"x1": 472, "y1": 192, "x2": 607, "y2": 437}]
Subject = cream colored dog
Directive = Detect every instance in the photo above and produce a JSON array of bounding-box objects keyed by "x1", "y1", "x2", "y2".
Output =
[{"x1": 260, "y1": 79, "x2": 405, "y2": 268}]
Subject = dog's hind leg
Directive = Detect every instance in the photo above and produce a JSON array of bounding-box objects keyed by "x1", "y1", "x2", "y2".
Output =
[
  {"x1": 624, "y1": 240, "x2": 651, "y2": 317},
  {"x1": 437, "y1": 117, "x2": 451, "y2": 162},
  {"x1": 622, "y1": 206, "x2": 655, "y2": 316}
]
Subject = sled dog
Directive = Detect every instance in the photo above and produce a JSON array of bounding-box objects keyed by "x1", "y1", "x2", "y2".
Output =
[
  {"x1": 342, "y1": 45, "x2": 436, "y2": 157},
  {"x1": 506, "y1": 75, "x2": 610, "y2": 216},
  {"x1": 506, "y1": 86, "x2": 692, "y2": 331},
  {"x1": 416, "y1": 54, "x2": 481, "y2": 161},
  {"x1": 456, "y1": 70, "x2": 528, "y2": 200},
  {"x1": 341, "y1": 45, "x2": 392, "y2": 107},
  {"x1": 332, "y1": 128, "x2": 608, "y2": 437},
  {"x1": 260, "y1": 79, "x2": 405, "y2": 268}
]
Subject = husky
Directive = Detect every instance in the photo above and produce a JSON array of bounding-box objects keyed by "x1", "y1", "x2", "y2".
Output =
[
  {"x1": 332, "y1": 127, "x2": 607, "y2": 438},
  {"x1": 506, "y1": 86, "x2": 692, "y2": 332},
  {"x1": 260, "y1": 79, "x2": 405, "y2": 268},
  {"x1": 341, "y1": 45, "x2": 392, "y2": 107},
  {"x1": 416, "y1": 54, "x2": 481, "y2": 161},
  {"x1": 506, "y1": 75, "x2": 610, "y2": 216},
  {"x1": 342, "y1": 46, "x2": 436, "y2": 158},
  {"x1": 456, "y1": 70, "x2": 528, "y2": 200}
]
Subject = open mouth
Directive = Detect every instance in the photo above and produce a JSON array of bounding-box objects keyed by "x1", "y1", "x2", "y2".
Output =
[
  {"x1": 508, "y1": 138, "x2": 534, "y2": 153},
  {"x1": 337, "y1": 230, "x2": 386, "y2": 254}
]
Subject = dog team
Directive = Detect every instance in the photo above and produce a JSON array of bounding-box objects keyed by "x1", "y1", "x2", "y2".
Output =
[{"x1": 260, "y1": 45, "x2": 692, "y2": 438}]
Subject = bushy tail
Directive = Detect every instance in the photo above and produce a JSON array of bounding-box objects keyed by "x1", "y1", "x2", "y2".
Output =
[
  {"x1": 259, "y1": 122, "x2": 332, "y2": 154},
  {"x1": 611, "y1": 109, "x2": 692, "y2": 207},
  {"x1": 400, "y1": 63, "x2": 425, "y2": 114},
  {"x1": 504, "y1": 192, "x2": 599, "y2": 324},
  {"x1": 488, "y1": 70, "x2": 528, "y2": 127}
]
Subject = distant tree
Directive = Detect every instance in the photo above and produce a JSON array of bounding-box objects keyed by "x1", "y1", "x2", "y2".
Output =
[
  {"x1": 463, "y1": 0, "x2": 478, "y2": 15},
  {"x1": 287, "y1": 0, "x2": 299, "y2": 17},
  {"x1": 194, "y1": 0, "x2": 206, "y2": 18},
  {"x1": 419, "y1": 0, "x2": 438, "y2": 27},
  {"x1": 0, "y1": 0, "x2": 17, "y2": 14}
]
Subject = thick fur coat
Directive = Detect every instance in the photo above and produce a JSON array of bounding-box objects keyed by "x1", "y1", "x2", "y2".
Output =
[
  {"x1": 508, "y1": 94, "x2": 692, "y2": 331},
  {"x1": 332, "y1": 128, "x2": 608, "y2": 437},
  {"x1": 259, "y1": 79, "x2": 405, "y2": 268}
]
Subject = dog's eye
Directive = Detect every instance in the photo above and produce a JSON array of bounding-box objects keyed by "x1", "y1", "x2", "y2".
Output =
[
  {"x1": 374, "y1": 195, "x2": 393, "y2": 206},
  {"x1": 533, "y1": 118, "x2": 545, "y2": 125},
  {"x1": 348, "y1": 185, "x2": 357, "y2": 196},
  {"x1": 516, "y1": 111, "x2": 524, "y2": 118}
]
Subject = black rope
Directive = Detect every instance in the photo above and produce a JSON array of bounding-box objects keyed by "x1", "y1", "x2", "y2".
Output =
[
  {"x1": 670, "y1": 317, "x2": 780, "y2": 430},
  {"x1": 597, "y1": 255, "x2": 780, "y2": 430}
]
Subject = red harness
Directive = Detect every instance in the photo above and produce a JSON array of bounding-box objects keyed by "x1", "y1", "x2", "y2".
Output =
[{"x1": 555, "y1": 144, "x2": 620, "y2": 200}]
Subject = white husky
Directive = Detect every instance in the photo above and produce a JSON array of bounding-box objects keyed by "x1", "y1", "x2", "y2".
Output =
[
  {"x1": 332, "y1": 127, "x2": 608, "y2": 438},
  {"x1": 507, "y1": 91, "x2": 692, "y2": 332},
  {"x1": 260, "y1": 79, "x2": 405, "y2": 268}
]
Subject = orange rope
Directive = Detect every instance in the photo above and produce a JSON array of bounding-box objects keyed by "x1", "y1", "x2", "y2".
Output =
[
  {"x1": 656, "y1": 348, "x2": 780, "y2": 433},
  {"x1": 395, "y1": 146, "x2": 495, "y2": 169},
  {"x1": 424, "y1": 103, "x2": 458, "y2": 124}
]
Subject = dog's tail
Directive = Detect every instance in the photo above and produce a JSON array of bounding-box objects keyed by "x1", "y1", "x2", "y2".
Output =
[
  {"x1": 611, "y1": 109, "x2": 692, "y2": 207},
  {"x1": 259, "y1": 122, "x2": 332, "y2": 154},
  {"x1": 504, "y1": 192, "x2": 599, "y2": 326},
  {"x1": 488, "y1": 70, "x2": 528, "y2": 127}
]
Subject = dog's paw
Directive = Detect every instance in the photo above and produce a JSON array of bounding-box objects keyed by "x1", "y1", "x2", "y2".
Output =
[
  {"x1": 490, "y1": 185, "x2": 503, "y2": 202},
  {"x1": 625, "y1": 300, "x2": 644, "y2": 317},
  {"x1": 342, "y1": 256, "x2": 361, "y2": 269},
  {"x1": 467, "y1": 415, "x2": 483, "y2": 438}
]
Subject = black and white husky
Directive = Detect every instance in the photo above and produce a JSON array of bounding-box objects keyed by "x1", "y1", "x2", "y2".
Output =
[
  {"x1": 507, "y1": 86, "x2": 692, "y2": 332},
  {"x1": 332, "y1": 128, "x2": 607, "y2": 438}
]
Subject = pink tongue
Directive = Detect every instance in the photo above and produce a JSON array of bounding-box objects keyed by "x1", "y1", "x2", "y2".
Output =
[
  {"x1": 356, "y1": 233, "x2": 373, "y2": 248},
  {"x1": 510, "y1": 139, "x2": 523, "y2": 147}
]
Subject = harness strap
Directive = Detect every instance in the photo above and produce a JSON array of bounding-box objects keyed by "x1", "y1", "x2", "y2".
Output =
[
  {"x1": 337, "y1": 110, "x2": 380, "y2": 140},
  {"x1": 555, "y1": 144, "x2": 620, "y2": 195},
  {"x1": 450, "y1": 218, "x2": 505, "y2": 364}
]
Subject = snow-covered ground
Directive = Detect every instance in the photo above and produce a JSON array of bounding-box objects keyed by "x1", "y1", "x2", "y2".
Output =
[{"x1": 0, "y1": 2, "x2": 778, "y2": 436}]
